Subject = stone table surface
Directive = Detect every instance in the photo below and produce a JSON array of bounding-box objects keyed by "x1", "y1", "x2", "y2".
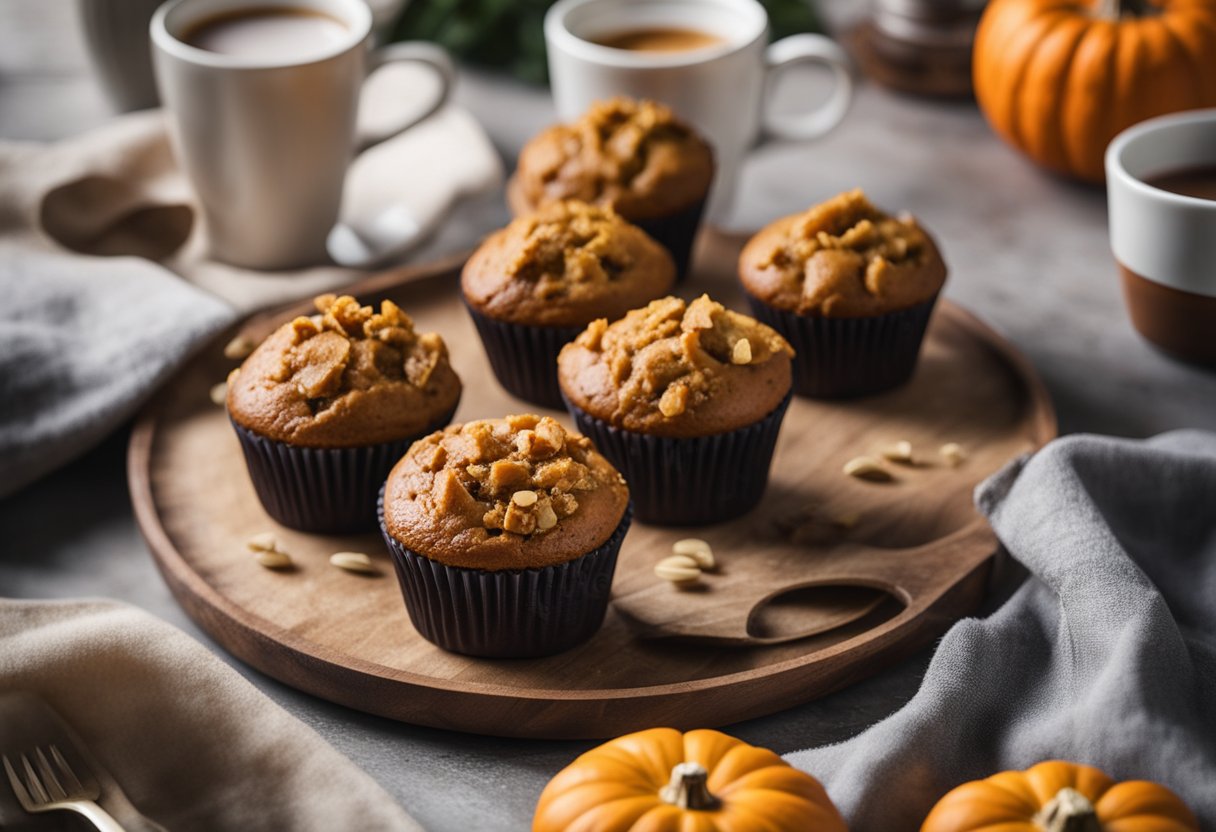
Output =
[{"x1": 3, "y1": 4, "x2": 1216, "y2": 832}]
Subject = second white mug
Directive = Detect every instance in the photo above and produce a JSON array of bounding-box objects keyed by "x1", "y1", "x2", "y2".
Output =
[{"x1": 544, "y1": 0, "x2": 854, "y2": 222}]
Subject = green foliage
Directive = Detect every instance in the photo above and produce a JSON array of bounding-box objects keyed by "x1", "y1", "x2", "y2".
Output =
[{"x1": 390, "y1": 0, "x2": 821, "y2": 85}]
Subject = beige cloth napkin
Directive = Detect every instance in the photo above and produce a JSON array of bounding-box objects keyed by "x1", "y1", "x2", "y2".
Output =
[
  {"x1": 0, "y1": 597, "x2": 424, "y2": 832},
  {"x1": 0, "y1": 103, "x2": 502, "y2": 313}
]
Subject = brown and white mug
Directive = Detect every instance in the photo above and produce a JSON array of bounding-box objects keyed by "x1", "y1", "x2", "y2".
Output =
[{"x1": 1107, "y1": 109, "x2": 1216, "y2": 368}]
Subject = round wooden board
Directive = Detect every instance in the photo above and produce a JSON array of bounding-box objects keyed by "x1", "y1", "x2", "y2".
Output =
[{"x1": 129, "y1": 233, "x2": 1055, "y2": 739}]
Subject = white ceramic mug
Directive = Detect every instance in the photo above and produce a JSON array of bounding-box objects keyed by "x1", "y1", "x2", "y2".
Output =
[
  {"x1": 544, "y1": 0, "x2": 854, "y2": 222},
  {"x1": 1107, "y1": 109, "x2": 1216, "y2": 367},
  {"x1": 152, "y1": 0, "x2": 454, "y2": 270}
]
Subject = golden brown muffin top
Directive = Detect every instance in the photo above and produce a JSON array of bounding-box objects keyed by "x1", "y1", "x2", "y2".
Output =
[
  {"x1": 508, "y1": 98, "x2": 714, "y2": 220},
  {"x1": 739, "y1": 190, "x2": 948, "y2": 318},
  {"x1": 557, "y1": 295, "x2": 793, "y2": 438},
  {"x1": 382, "y1": 414, "x2": 629, "y2": 571},
  {"x1": 461, "y1": 201, "x2": 675, "y2": 327},
  {"x1": 227, "y1": 295, "x2": 461, "y2": 448}
]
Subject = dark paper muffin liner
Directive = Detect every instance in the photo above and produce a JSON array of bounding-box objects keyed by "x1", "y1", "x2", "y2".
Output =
[
  {"x1": 744, "y1": 292, "x2": 939, "y2": 399},
  {"x1": 379, "y1": 496, "x2": 632, "y2": 658},
  {"x1": 231, "y1": 403, "x2": 457, "y2": 534},
  {"x1": 465, "y1": 303, "x2": 581, "y2": 410},
  {"x1": 633, "y1": 196, "x2": 707, "y2": 285},
  {"x1": 564, "y1": 392, "x2": 792, "y2": 526}
]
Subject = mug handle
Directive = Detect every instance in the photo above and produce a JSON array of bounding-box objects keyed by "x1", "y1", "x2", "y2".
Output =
[
  {"x1": 355, "y1": 41, "x2": 456, "y2": 153},
  {"x1": 761, "y1": 34, "x2": 853, "y2": 142}
]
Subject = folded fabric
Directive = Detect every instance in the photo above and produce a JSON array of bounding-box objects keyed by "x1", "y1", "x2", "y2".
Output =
[
  {"x1": 0, "y1": 598, "x2": 423, "y2": 832},
  {"x1": 788, "y1": 430, "x2": 1216, "y2": 829},
  {"x1": 0, "y1": 104, "x2": 503, "y2": 497}
]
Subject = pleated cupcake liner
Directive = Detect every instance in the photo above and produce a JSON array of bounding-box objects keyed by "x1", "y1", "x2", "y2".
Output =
[
  {"x1": 744, "y1": 293, "x2": 939, "y2": 399},
  {"x1": 464, "y1": 303, "x2": 582, "y2": 410},
  {"x1": 564, "y1": 392, "x2": 792, "y2": 527},
  {"x1": 379, "y1": 496, "x2": 633, "y2": 658},
  {"x1": 633, "y1": 196, "x2": 707, "y2": 284},
  {"x1": 231, "y1": 403, "x2": 457, "y2": 534}
]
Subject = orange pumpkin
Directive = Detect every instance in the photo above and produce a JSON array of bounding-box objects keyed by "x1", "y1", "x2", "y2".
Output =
[
  {"x1": 532, "y1": 727, "x2": 847, "y2": 832},
  {"x1": 921, "y1": 759, "x2": 1199, "y2": 832},
  {"x1": 973, "y1": 0, "x2": 1216, "y2": 182}
]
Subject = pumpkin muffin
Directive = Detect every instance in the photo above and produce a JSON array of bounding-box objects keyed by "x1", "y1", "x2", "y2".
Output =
[
  {"x1": 228, "y1": 294, "x2": 461, "y2": 533},
  {"x1": 380, "y1": 414, "x2": 631, "y2": 657},
  {"x1": 739, "y1": 189, "x2": 948, "y2": 398},
  {"x1": 557, "y1": 295, "x2": 793, "y2": 525},
  {"x1": 462, "y1": 200, "x2": 675, "y2": 408},
  {"x1": 508, "y1": 97, "x2": 714, "y2": 282}
]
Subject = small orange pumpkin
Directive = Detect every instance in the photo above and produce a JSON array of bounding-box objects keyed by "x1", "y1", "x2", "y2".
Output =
[
  {"x1": 973, "y1": 0, "x2": 1216, "y2": 182},
  {"x1": 921, "y1": 759, "x2": 1199, "y2": 832},
  {"x1": 532, "y1": 727, "x2": 847, "y2": 832}
]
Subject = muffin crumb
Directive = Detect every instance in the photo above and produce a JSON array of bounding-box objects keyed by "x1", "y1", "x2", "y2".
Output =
[
  {"x1": 567, "y1": 295, "x2": 792, "y2": 429},
  {"x1": 741, "y1": 190, "x2": 947, "y2": 317},
  {"x1": 405, "y1": 415, "x2": 618, "y2": 539}
]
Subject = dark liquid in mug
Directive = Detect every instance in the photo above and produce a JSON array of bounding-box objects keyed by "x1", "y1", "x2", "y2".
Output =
[
  {"x1": 182, "y1": 7, "x2": 349, "y2": 62},
  {"x1": 591, "y1": 26, "x2": 725, "y2": 53},
  {"x1": 1145, "y1": 165, "x2": 1216, "y2": 201}
]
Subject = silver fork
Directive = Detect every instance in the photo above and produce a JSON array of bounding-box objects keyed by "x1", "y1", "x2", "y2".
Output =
[{"x1": 3, "y1": 744, "x2": 127, "y2": 831}]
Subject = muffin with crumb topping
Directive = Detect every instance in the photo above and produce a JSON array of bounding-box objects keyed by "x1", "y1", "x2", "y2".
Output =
[
  {"x1": 380, "y1": 414, "x2": 631, "y2": 657},
  {"x1": 557, "y1": 294, "x2": 792, "y2": 525},
  {"x1": 227, "y1": 293, "x2": 461, "y2": 532},
  {"x1": 508, "y1": 97, "x2": 714, "y2": 281},
  {"x1": 739, "y1": 189, "x2": 948, "y2": 398},
  {"x1": 462, "y1": 200, "x2": 674, "y2": 408}
]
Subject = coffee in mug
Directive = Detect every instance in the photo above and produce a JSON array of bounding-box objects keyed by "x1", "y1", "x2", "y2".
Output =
[
  {"x1": 182, "y1": 7, "x2": 350, "y2": 60},
  {"x1": 591, "y1": 27, "x2": 725, "y2": 53},
  {"x1": 1144, "y1": 166, "x2": 1216, "y2": 201}
]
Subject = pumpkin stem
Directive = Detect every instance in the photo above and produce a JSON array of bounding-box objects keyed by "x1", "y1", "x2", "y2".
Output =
[
  {"x1": 659, "y1": 762, "x2": 721, "y2": 812},
  {"x1": 1034, "y1": 787, "x2": 1103, "y2": 832},
  {"x1": 1095, "y1": 0, "x2": 1149, "y2": 19}
]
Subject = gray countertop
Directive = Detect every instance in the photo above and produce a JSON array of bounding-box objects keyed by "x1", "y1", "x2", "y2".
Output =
[{"x1": 3, "y1": 4, "x2": 1216, "y2": 832}]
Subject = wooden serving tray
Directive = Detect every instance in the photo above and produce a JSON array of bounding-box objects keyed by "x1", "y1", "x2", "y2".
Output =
[{"x1": 129, "y1": 233, "x2": 1055, "y2": 739}]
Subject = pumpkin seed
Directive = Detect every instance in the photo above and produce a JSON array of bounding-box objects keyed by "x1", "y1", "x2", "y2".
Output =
[
  {"x1": 672, "y1": 538, "x2": 715, "y2": 570},
  {"x1": 940, "y1": 442, "x2": 966, "y2": 467},
  {"x1": 223, "y1": 335, "x2": 255, "y2": 360},
  {"x1": 330, "y1": 552, "x2": 377, "y2": 574},
  {"x1": 843, "y1": 456, "x2": 893, "y2": 482},
  {"x1": 255, "y1": 550, "x2": 293, "y2": 570},
  {"x1": 880, "y1": 440, "x2": 914, "y2": 464},
  {"x1": 246, "y1": 532, "x2": 280, "y2": 553},
  {"x1": 654, "y1": 555, "x2": 701, "y2": 584}
]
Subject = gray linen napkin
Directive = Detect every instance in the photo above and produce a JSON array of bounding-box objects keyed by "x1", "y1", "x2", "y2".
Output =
[
  {"x1": 788, "y1": 429, "x2": 1216, "y2": 829},
  {"x1": 0, "y1": 597, "x2": 423, "y2": 832}
]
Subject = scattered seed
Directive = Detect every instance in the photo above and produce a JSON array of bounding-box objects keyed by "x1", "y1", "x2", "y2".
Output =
[
  {"x1": 246, "y1": 532, "x2": 281, "y2": 553},
  {"x1": 843, "y1": 456, "x2": 894, "y2": 482},
  {"x1": 940, "y1": 442, "x2": 967, "y2": 467},
  {"x1": 209, "y1": 381, "x2": 228, "y2": 406},
  {"x1": 511, "y1": 490, "x2": 538, "y2": 508},
  {"x1": 223, "y1": 335, "x2": 256, "y2": 360},
  {"x1": 654, "y1": 555, "x2": 701, "y2": 584},
  {"x1": 731, "y1": 338, "x2": 752, "y2": 365},
  {"x1": 255, "y1": 550, "x2": 293, "y2": 570},
  {"x1": 880, "y1": 440, "x2": 914, "y2": 464},
  {"x1": 330, "y1": 551, "x2": 377, "y2": 574},
  {"x1": 537, "y1": 503, "x2": 558, "y2": 531},
  {"x1": 672, "y1": 538, "x2": 715, "y2": 570},
  {"x1": 833, "y1": 512, "x2": 862, "y2": 529}
]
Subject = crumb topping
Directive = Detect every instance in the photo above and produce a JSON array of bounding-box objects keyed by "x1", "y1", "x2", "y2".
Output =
[
  {"x1": 503, "y1": 202, "x2": 636, "y2": 301},
  {"x1": 755, "y1": 190, "x2": 941, "y2": 315},
  {"x1": 407, "y1": 415, "x2": 621, "y2": 538},
  {"x1": 514, "y1": 97, "x2": 713, "y2": 216},
  {"x1": 573, "y1": 295, "x2": 793, "y2": 421},
  {"x1": 271, "y1": 294, "x2": 450, "y2": 407}
]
